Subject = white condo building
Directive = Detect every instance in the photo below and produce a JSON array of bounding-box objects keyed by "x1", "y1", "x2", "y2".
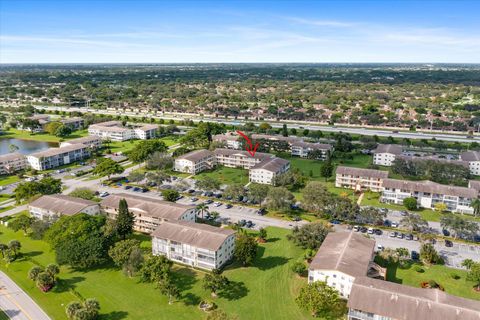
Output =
[
  {"x1": 372, "y1": 144, "x2": 403, "y2": 166},
  {"x1": 249, "y1": 157, "x2": 290, "y2": 185},
  {"x1": 460, "y1": 151, "x2": 480, "y2": 176},
  {"x1": 151, "y1": 220, "x2": 236, "y2": 270},
  {"x1": 308, "y1": 232, "x2": 380, "y2": 298},
  {"x1": 335, "y1": 166, "x2": 388, "y2": 192},
  {"x1": 100, "y1": 193, "x2": 196, "y2": 233},
  {"x1": 174, "y1": 149, "x2": 216, "y2": 174},
  {"x1": 0, "y1": 152, "x2": 26, "y2": 175},
  {"x1": 381, "y1": 179, "x2": 477, "y2": 214},
  {"x1": 59, "y1": 136, "x2": 103, "y2": 149},
  {"x1": 212, "y1": 133, "x2": 242, "y2": 149},
  {"x1": 88, "y1": 121, "x2": 157, "y2": 141},
  {"x1": 26, "y1": 144, "x2": 90, "y2": 170},
  {"x1": 29, "y1": 194, "x2": 100, "y2": 220},
  {"x1": 291, "y1": 141, "x2": 332, "y2": 160}
]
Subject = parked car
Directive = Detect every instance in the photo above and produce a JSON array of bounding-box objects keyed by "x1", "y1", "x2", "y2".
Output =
[
  {"x1": 374, "y1": 229, "x2": 382, "y2": 235},
  {"x1": 396, "y1": 233, "x2": 404, "y2": 239},
  {"x1": 442, "y1": 229, "x2": 450, "y2": 236},
  {"x1": 400, "y1": 211, "x2": 408, "y2": 216},
  {"x1": 367, "y1": 227, "x2": 374, "y2": 234},
  {"x1": 353, "y1": 225, "x2": 360, "y2": 232},
  {"x1": 405, "y1": 234, "x2": 413, "y2": 240},
  {"x1": 360, "y1": 227, "x2": 368, "y2": 233},
  {"x1": 391, "y1": 222, "x2": 399, "y2": 228},
  {"x1": 413, "y1": 235, "x2": 419, "y2": 241},
  {"x1": 238, "y1": 219, "x2": 246, "y2": 227},
  {"x1": 330, "y1": 219, "x2": 341, "y2": 225},
  {"x1": 377, "y1": 244, "x2": 384, "y2": 251},
  {"x1": 411, "y1": 250, "x2": 419, "y2": 260},
  {"x1": 245, "y1": 221, "x2": 253, "y2": 228},
  {"x1": 292, "y1": 216, "x2": 301, "y2": 222},
  {"x1": 226, "y1": 204, "x2": 233, "y2": 209},
  {"x1": 99, "y1": 191, "x2": 109, "y2": 197},
  {"x1": 445, "y1": 240, "x2": 453, "y2": 247},
  {"x1": 383, "y1": 219, "x2": 391, "y2": 227},
  {"x1": 124, "y1": 185, "x2": 132, "y2": 190},
  {"x1": 214, "y1": 202, "x2": 222, "y2": 207},
  {"x1": 187, "y1": 189, "x2": 195, "y2": 194},
  {"x1": 204, "y1": 199, "x2": 214, "y2": 204},
  {"x1": 389, "y1": 231, "x2": 397, "y2": 238},
  {"x1": 190, "y1": 197, "x2": 198, "y2": 202},
  {"x1": 379, "y1": 208, "x2": 388, "y2": 214}
]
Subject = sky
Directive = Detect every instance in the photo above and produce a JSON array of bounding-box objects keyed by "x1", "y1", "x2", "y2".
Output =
[{"x1": 1, "y1": 0, "x2": 480, "y2": 63}]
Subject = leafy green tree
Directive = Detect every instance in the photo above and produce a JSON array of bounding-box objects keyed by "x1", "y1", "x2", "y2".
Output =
[
  {"x1": 108, "y1": 239, "x2": 140, "y2": 268},
  {"x1": 319, "y1": 159, "x2": 334, "y2": 181},
  {"x1": 378, "y1": 247, "x2": 400, "y2": 264},
  {"x1": 291, "y1": 261, "x2": 307, "y2": 276},
  {"x1": 471, "y1": 199, "x2": 480, "y2": 217},
  {"x1": 127, "y1": 171, "x2": 145, "y2": 183},
  {"x1": 44, "y1": 121, "x2": 63, "y2": 135},
  {"x1": 234, "y1": 233, "x2": 258, "y2": 266},
  {"x1": 146, "y1": 171, "x2": 171, "y2": 187},
  {"x1": 258, "y1": 228, "x2": 267, "y2": 241},
  {"x1": 36, "y1": 272, "x2": 54, "y2": 292},
  {"x1": 65, "y1": 298, "x2": 100, "y2": 320},
  {"x1": 66, "y1": 301, "x2": 82, "y2": 320},
  {"x1": 180, "y1": 122, "x2": 226, "y2": 148},
  {"x1": 8, "y1": 215, "x2": 33, "y2": 234},
  {"x1": 272, "y1": 169, "x2": 306, "y2": 190},
  {"x1": 265, "y1": 187, "x2": 295, "y2": 212},
  {"x1": 14, "y1": 177, "x2": 62, "y2": 203},
  {"x1": 55, "y1": 125, "x2": 72, "y2": 137},
  {"x1": 0, "y1": 243, "x2": 8, "y2": 258},
  {"x1": 441, "y1": 214, "x2": 479, "y2": 239},
  {"x1": 223, "y1": 183, "x2": 245, "y2": 200},
  {"x1": 45, "y1": 214, "x2": 109, "y2": 268},
  {"x1": 203, "y1": 269, "x2": 230, "y2": 298},
  {"x1": 162, "y1": 189, "x2": 180, "y2": 202},
  {"x1": 92, "y1": 158, "x2": 124, "y2": 178},
  {"x1": 462, "y1": 258, "x2": 475, "y2": 269},
  {"x1": 195, "y1": 176, "x2": 221, "y2": 191},
  {"x1": 296, "y1": 281, "x2": 345, "y2": 318},
  {"x1": 127, "y1": 140, "x2": 167, "y2": 163},
  {"x1": 158, "y1": 276, "x2": 180, "y2": 305},
  {"x1": 30, "y1": 217, "x2": 53, "y2": 240},
  {"x1": 420, "y1": 243, "x2": 440, "y2": 265},
  {"x1": 403, "y1": 197, "x2": 417, "y2": 210},
  {"x1": 116, "y1": 199, "x2": 134, "y2": 240},
  {"x1": 282, "y1": 124, "x2": 288, "y2": 137},
  {"x1": 400, "y1": 213, "x2": 428, "y2": 232},
  {"x1": 45, "y1": 263, "x2": 60, "y2": 281},
  {"x1": 356, "y1": 207, "x2": 385, "y2": 225},
  {"x1": 146, "y1": 152, "x2": 173, "y2": 170},
  {"x1": 287, "y1": 223, "x2": 330, "y2": 250},
  {"x1": 301, "y1": 181, "x2": 332, "y2": 213},
  {"x1": 8, "y1": 240, "x2": 21, "y2": 259},
  {"x1": 466, "y1": 263, "x2": 480, "y2": 291},
  {"x1": 69, "y1": 188, "x2": 96, "y2": 201},
  {"x1": 28, "y1": 266, "x2": 43, "y2": 281},
  {"x1": 139, "y1": 254, "x2": 173, "y2": 283}
]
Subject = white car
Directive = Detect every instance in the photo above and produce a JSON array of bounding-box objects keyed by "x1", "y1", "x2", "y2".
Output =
[
  {"x1": 214, "y1": 202, "x2": 222, "y2": 207},
  {"x1": 377, "y1": 244, "x2": 384, "y2": 251},
  {"x1": 367, "y1": 227, "x2": 374, "y2": 234},
  {"x1": 391, "y1": 222, "x2": 399, "y2": 228},
  {"x1": 99, "y1": 191, "x2": 109, "y2": 197},
  {"x1": 353, "y1": 225, "x2": 360, "y2": 232}
]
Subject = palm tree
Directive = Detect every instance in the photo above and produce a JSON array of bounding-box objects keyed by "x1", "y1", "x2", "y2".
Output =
[
  {"x1": 471, "y1": 199, "x2": 480, "y2": 217},
  {"x1": 0, "y1": 243, "x2": 8, "y2": 258},
  {"x1": 46, "y1": 263, "x2": 60, "y2": 281},
  {"x1": 196, "y1": 203, "x2": 209, "y2": 220},
  {"x1": 8, "y1": 240, "x2": 21, "y2": 259}
]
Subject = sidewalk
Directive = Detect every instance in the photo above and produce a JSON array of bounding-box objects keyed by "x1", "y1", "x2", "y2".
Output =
[{"x1": 0, "y1": 271, "x2": 51, "y2": 320}]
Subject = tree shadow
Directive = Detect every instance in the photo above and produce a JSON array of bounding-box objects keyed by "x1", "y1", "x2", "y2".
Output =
[
  {"x1": 2, "y1": 310, "x2": 20, "y2": 318},
  {"x1": 182, "y1": 292, "x2": 202, "y2": 306},
  {"x1": 219, "y1": 280, "x2": 249, "y2": 301},
  {"x1": 23, "y1": 250, "x2": 43, "y2": 258},
  {"x1": 255, "y1": 256, "x2": 290, "y2": 271},
  {"x1": 98, "y1": 311, "x2": 129, "y2": 320},
  {"x1": 52, "y1": 276, "x2": 86, "y2": 293},
  {"x1": 172, "y1": 267, "x2": 198, "y2": 291},
  {"x1": 266, "y1": 237, "x2": 280, "y2": 243}
]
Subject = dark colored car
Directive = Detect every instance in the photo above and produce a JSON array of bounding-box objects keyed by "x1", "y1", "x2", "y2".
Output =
[
  {"x1": 374, "y1": 229, "x2": 383, "y2": 235},
  {"x1": 124, "y1": 185, "x2": 132, "y2": 190},
  {"x1": 141, "y1": 188, "x2": 148, "y2": 193},
  {"x1": 405, "y1": 234, "x2": 413, "y2": 240},
  {"x1": 383, "y1": 219, "x2": 391, "y2": 227},
  {"x1": 238, "y1": 219, "x2": 246, "y2": 227},
  {"x1": 411, "y1": 251, "x2": 419, "y2": 260},
  {"x1": 245, "y1": 221, "x2": 253, "y2": 228},
  {"x1": 442, "y1": 229, "x2": 450, "y2": 236},
  {"x1": 226, "y1": 204, "x2": 233, "y2": 209},
  {"x1": 204, "y1": 199, "x2": 214, "y2": 204},
  {"x1": 257, "y1": 208, "x2": 266, "y2": 215},
  {"x1": 187, "y1": 189, "x2": 195, "y2": 194},
  {"x1": 445, "y1": 240, "x2": 453, "y2": 247},
  {"x1": 133, "y1": 187, "x2": 141, "y2": 192},
  {"x1": 360, "y1": 227, "x2": 368, "y2": 233},
  {"x1": 330, "y1": 219, "x2": 340, "y2": 225},
  {"x1": 293, "y1": 216, "x2": 301, "y2": 222}
]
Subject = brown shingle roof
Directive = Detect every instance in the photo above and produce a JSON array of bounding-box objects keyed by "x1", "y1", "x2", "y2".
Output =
[
  {"x1": 336, "y1": 166, "x2": 389, "y2": 179},
  {"x1": 373, "y1": 144, "x2": 403, "y2": 155},
  {"x1": 29, "y1": 194, "x2": 98, "y2": 216},
  {"x1": 177, "y1": 149, "x2": 214, "y2": 162},
  {"x1": 151, "y1": 220, "x2": 235, "y2": 251},
  {"x1": 100, "y1": 193, "x2": 194, "y2": 220},
  {"x1": 461, "y1": 151, "x2": 480, "y2": 162},
  {"x1": 0, "y1": 152, "x2": 24, "y2": 162},
  {"x1": 348, "y1": 276, "x2": 480, "y2": 320},
  {"x1": 309, "y1": 232, "x2": 375, "y2": 277},
  {"x1": 383, "y1": 179, "x2": 478, "y2": 198},
  {"x1": 251, "y1": 157, "x2": 290, "y2": 172}
]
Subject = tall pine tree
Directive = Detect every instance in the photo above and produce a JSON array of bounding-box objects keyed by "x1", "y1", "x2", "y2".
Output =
[{"x1": 116, "y1": 199, "x2": 134, "y2": 240}]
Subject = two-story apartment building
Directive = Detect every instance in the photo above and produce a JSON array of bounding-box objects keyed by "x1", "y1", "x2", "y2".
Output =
[
  {"x1": 0, "y1": 152, "x2": 26, "y2": 175},
  {"x1": 174, "y1": 149, "x2": 216, "y2": 175},
  {"x1": 335, "y1": 167, "x2": 389, "y2": 192},
  {"x1": 212, "y1": 133, "x2": 242, "y2": 149},
  {"x1": 100, "y1": 193, "x2": 196, "y2": 233},
  {"x1": 59, "y1": 135, "x2": 103, "y2": 149},
  {"x1": 151, "y1": 220, "x2": 236, "y2": 270},
  {"x1": 88, "y1": 121, "x2": 134, "y2": 141},
  {"x1": 308, "y1": 232, "x2": 378, "y2": 298},
  {"x1": 29, "y1": 194, "x2": 99, "y2": 219},
  {"x1": 381, "y1": 179, "x2": 477, "y2": 214},
  {"x1": 26, "y1": 143, "x2": 90, "y2": 170},
  {"x1": 60, "y1": 117, "x2": 84, "y2": 130},
  {"x1": 460, "y1": 150, "x2": 480, "y2": 176},
  {"x1": 372, "y1": 144, "x2": 403, "y2": 166},
  {"x1": 249, "y1": 157, "x2": 290, "y2": 185},
  {"x1": 213, "y1": 148, "x2": 273, "y2": 169},
  {"x1": 347, "y1": 276, "x2": 480, "y2": 320},
  {"x1": 290, "y1": 141, "x2": 333, "y2": 160},
  {"x1": 134, "y1": 124, "x2": 158, "y2": 140}
]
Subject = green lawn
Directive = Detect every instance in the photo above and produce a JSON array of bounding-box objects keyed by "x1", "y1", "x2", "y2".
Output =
[
  {"x1": 0, "y1": 175, "x2": 20, "y2": 186},
  {"x1": 0, "y1": 225, "x2": 312, "y2": 320},
  {"x1": 3, "y1": 128, "x2": 89, "y2": 144},
  {"x1": 159, "y1": 136, "x2": 179, "y2": 147},
  {"x1": 108, "y1": 140, "x2": 142, "y2": 154},
  {"x1": 195, "y1": 166, "x2": 250, "y2": 185},
  {"x1": 0, "y1": 310, "x2": 9, "y2": 320},
  {"x1": 384, "y1": 261, "x2": 480, "y2": 301}
]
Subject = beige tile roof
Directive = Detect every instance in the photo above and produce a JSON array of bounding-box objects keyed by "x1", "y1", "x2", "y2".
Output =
[
  {"x1": 0, "y1": 152, "x2": 24, "y2": 162},
  {"x1": 137, "y1": 124, "x2": 158, "y2": 131},
  {"x1": 64, "y1": 136, "x2": 102, "y2": 145},
  {"x1": 29, "y1": 194, "x2": 98, "y2": 215},
  {"x1": 469, "y1": 180, "x2": 480, "y2": 192},
  {"x1": 383, "y1": 178, "x2": 478, "y2": 198},
  {"x1": 213, "y1": 148, "x2": 272, "y2": 161},
  {"x1": 291, "y1": 141, "x2": 333, "y2": 150},
  {"x1": 373, "y1": 144, "x2": 403, "y2": 155},
  {"x1": 309, "y1": 232, "x2": 375, "y2": 277},
  {"x1": 151, "y1": 220, "x2": 235, "y2": 251},
  {"x1": 100, "y1": 193, "x2": 194, "y2": 220},
  {"x1": 251, "y1": 134, "x2": 301, "y2": 143},
  {"x1": 336, "y1": 166, "x2": 389, "y2": 179},
  {"x1": 28, "y1": 144, "x2": 87, "y2": 158},
  {"x1": 348, "y1": 276, "x2": 480, "y2": 320},
  {"x1": 212, "y1": 133, "x2": 240, "y2": 142}
]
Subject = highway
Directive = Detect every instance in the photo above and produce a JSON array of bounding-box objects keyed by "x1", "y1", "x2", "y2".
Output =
[{"x1": 32, "y1": 105, "x2": 480, "y2": 143}]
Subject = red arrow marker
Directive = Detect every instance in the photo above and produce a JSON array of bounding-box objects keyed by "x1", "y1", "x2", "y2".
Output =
[{"x1": 236, "y1": 130, "x2": 259, "y2": 157}]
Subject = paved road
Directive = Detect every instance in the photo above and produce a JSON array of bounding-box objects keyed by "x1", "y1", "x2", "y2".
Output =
[
  {"x1": 34, "y1": 105, "x2": 480, "y2": 143},
  {"x1": 0, "y1": 272, "x2": 50, "y2": 320}
]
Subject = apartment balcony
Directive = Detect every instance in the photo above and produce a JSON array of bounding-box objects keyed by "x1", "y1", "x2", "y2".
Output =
[{"x1": 348, "y1": 310, "x2": 376, "y2": 320}]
